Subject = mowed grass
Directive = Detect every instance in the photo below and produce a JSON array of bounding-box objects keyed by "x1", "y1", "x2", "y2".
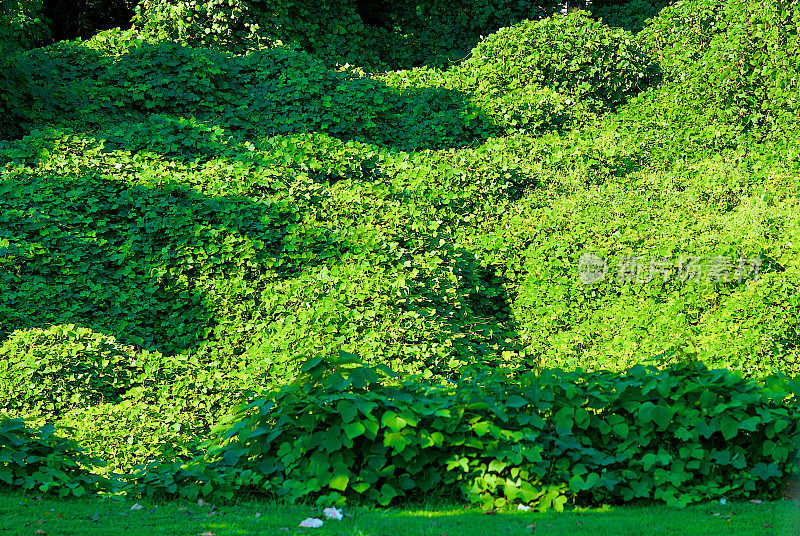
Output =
[{"x1": 1, "y1": 491, "x2": 799, "y2": 536}]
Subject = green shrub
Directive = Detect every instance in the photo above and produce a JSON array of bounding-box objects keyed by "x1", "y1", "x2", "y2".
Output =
[
  {"x1": 4, "y1": 355, "x2": 800, "y2": 506},
  {"x1": 0, "y1": 418, "x2": 108, "y2": 497},
  {"x1": 469, "y1": 143, "x2": 800, "y2": 376},
  {"x1": 7, "y1": 42, "x2": 113, "y2": 131},
  {"x1": 101, "y1": 115, "x2": 234, "y2": 162},
  {"x1": 134, "y1": 355, "x2": 800, "y2": 509},
  {"x1": 639, "y1": 0, "x2": 726, "y2": 73},
  {"x1": 55, "y1": 400, "x2": 204, "y2": 475},
  {"x1": 638, "y1": 0, "x2": 800, "y2": 142},
  {"x1": 6, "y1": 40, "x2": 491, "y2": 150},
  {"x1": 459, "y1": 11, "x2": 659, "y2": 116},
  {"x1": 97, "y1": 41, "x2": 234, "y2": 114},
  {"x1": 379, "y1": 12, "x2": 661, "y2": 136}
]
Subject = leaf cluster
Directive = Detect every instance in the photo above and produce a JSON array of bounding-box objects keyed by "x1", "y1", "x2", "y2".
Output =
[{"x1": 0, "y1": 418, "x2": 109, "y2": 497}]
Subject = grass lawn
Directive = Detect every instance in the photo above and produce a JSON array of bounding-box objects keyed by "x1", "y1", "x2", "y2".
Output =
[{"x1": 2, "y1": 491, "x2": 799, "y2": 536}]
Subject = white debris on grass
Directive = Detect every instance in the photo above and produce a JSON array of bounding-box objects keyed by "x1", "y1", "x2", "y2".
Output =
[
  {"x1": 323, "y1": 507, "x2": 344, "y2": 520},
  {"x1": 299, "y1": 518, "x2": 324, "y2": 528}
]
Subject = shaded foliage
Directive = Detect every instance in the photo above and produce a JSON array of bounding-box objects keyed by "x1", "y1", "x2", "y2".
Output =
[{"x1": 42, "y1": 0, "x2": 138, "y2": 42}]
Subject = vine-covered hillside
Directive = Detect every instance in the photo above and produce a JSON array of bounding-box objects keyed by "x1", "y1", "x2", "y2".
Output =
[{"x1": 1, "y1": 0, "x2": 799, "y2": 510}]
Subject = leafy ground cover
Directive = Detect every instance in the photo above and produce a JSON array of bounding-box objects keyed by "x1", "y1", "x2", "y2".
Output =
[
  {"x1": 1, "y1": 0, "x2": 800, "y2": 515},
  {"x1": 0, "y1": 490, "x2": 797, "y2": 536}
]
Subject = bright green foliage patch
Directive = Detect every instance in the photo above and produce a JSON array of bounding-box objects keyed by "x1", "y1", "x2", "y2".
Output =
[
  {"x1": 459, "y1": 12, "x2": 659, "y2": 115},
  {"x1": 638, "y1": 0, "x2": 800, "y2": 144},
  {"x1": 0, "y1": 325, "x2": 141, "y2": 413},
  {"x1": 380, "y1": 11, "x2": 659, "y2": 135}
]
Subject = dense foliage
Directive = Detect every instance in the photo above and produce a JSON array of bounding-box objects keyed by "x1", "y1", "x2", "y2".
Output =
[
  {"x1": 131, "y1": 0, "x2": 568, "y2": 69},
  {"x1": 5, "y1": 356, "x2": 800, "y2": 509},
  {"x1": 0, "y1": 0, "x2": 49, "y2": 137},
  {"x1": 0, "y1": 418, "x2": 109, "y2": 497},
  {"x1": 2, "y1": 0, "x2": 800, "y2": 509},
  {"x1": 182, "y1": 356, "x2": 800, "y2": 509}
]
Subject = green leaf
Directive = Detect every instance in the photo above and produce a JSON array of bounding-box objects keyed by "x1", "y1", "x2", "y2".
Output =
[
  {"x1": 574, "y1": 407, "x2": 590, "y2": 429},
  {"x1": 378, "y1": 484, "x2": 398, "y2": 505},
  {"x1": 344, "y1": 421, "x2": 366, "y2": 439},
  {"x1": 337, "y1": 400, "x2": 358, "y2": 423},
  {"x1": 487, "y1": 459, "x2": 507, "y2": 473},
  {"x1": 720, "y1": 416, "x2": 739, "y2": 441},
  {"x1": 506, "y1": 395, "x2": 528, "y2": 408},
  {"x1": 612, "y1": 422, "x2": 629, "y2": 438},
  {"x1": 568, "y1": 474, "x2": 584, "y2": 490},
  {"x1": 301, "y1": 357, "x2": 324, "y2": 372},
  {"x1": 323, "y1": 435, "x2": 342, "y2": 452},
  {"x1": 384, "y1": 431, "x2": 410, "y2": 452},
  {"x1": 554, "y1": 407, "x2": 574, "y2": 429},
  {"x1": 652, "y1": 405, "x2": 675, "y2": 430},
  {"x1": 352, "y1": 482, "x2": 370, "y2": 493},
  {"x1": 329, "y1": 474, "x2": 349, "y2": 491},
  {"x1": 381, "y1": 411, "x2": 408, "y2": 431}
]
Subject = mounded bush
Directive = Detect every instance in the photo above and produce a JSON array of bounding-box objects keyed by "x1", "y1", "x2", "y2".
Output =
[
  {"x1": 380, "y1": 12, "x2": 661, "y2": 135},
  {"x1": 4, "y1": 356, "x2": 800, "y2": 505},
  {"x1": 637, "y1": 0, "x2": 800, "y2": 143},
  {"x1": 459, "y1": 11, "x2": 659, "y2": 115},
  {"x1": 639, "y1": 0, "x2": 726, "y2": 74},
  {"x1": 6, "y1": 40, "x2": 491, "y2": 150},
  {"x1": 469, "y1": 144, "x2": 800, "y2": 376},
  {"x1": 55, "y1": 400, "x2": 203, "y2": 475},
  {"x1": 98, "y1": 41, "x2": 234, "y2": 114}
]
